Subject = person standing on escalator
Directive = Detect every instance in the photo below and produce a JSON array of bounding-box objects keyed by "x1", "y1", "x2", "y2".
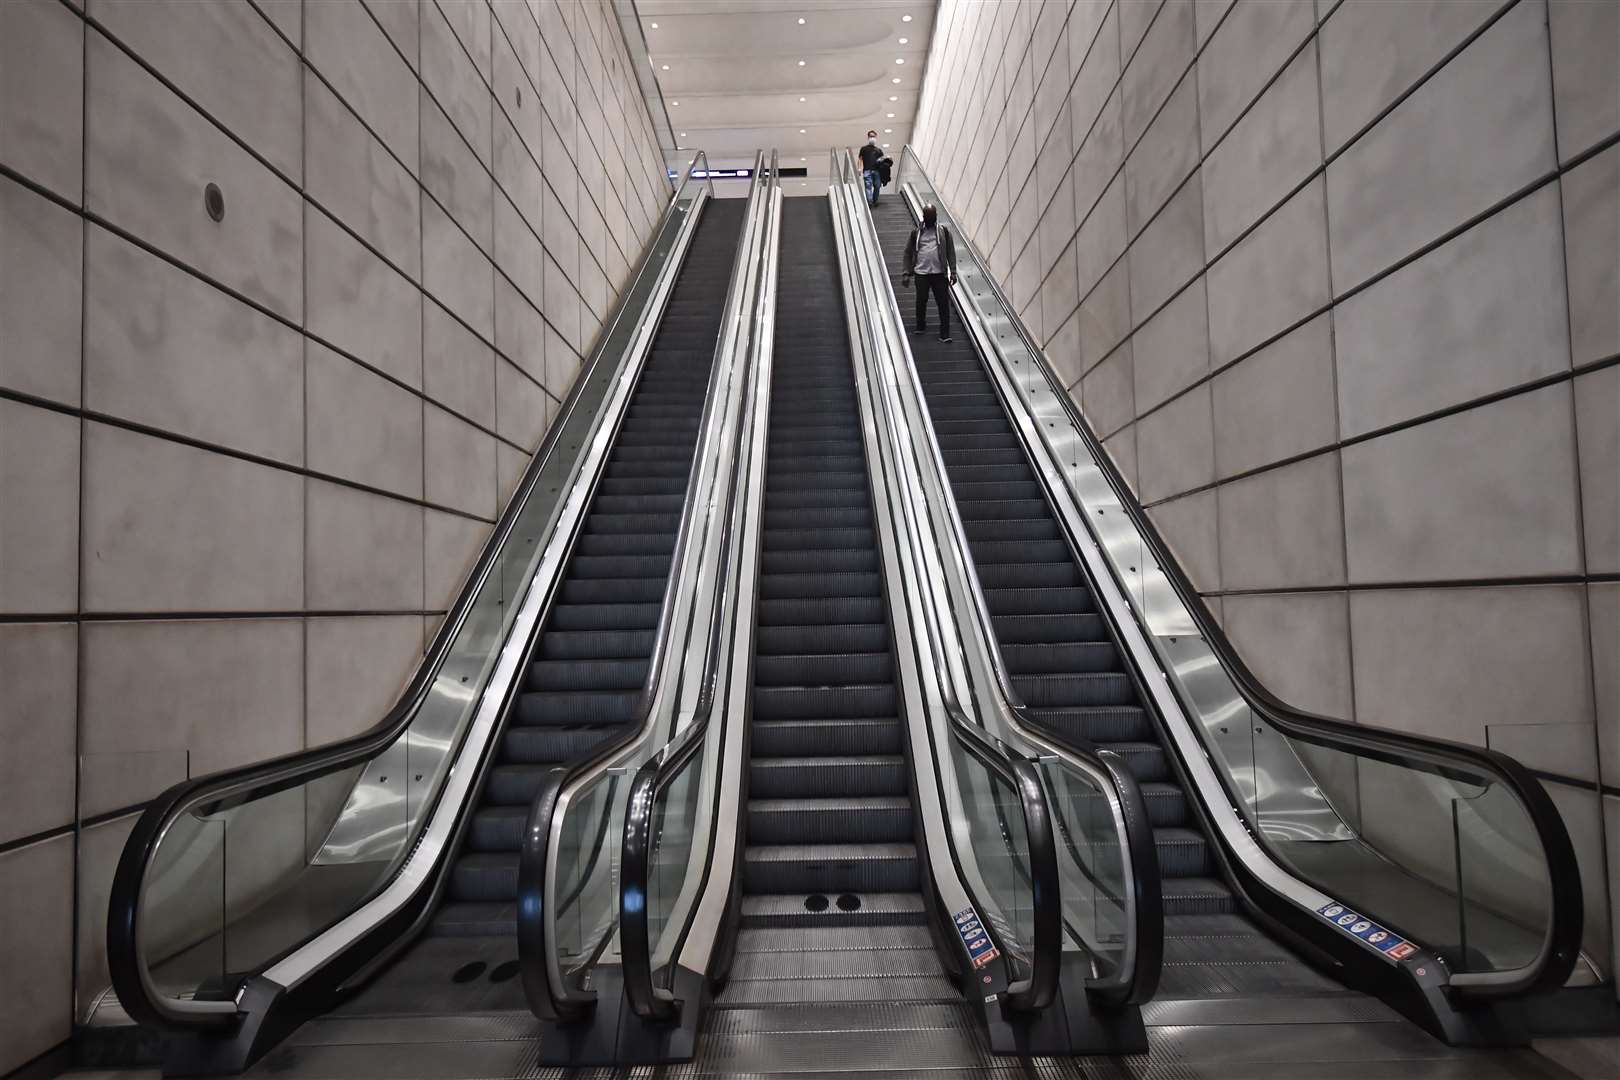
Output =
[
  {"x1": 859, "y1": 131, "x2": 885, "y2": 207},
  {"x1": 902, "y1": 204, "x2": 958, "y2": 343}
]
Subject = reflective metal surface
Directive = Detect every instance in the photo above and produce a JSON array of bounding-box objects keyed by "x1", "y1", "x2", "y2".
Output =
[{"x1": 892, "y1": 146, "x2": 1579, "y2": 997}]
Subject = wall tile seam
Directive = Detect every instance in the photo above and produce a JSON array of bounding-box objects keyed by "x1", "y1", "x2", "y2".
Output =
[
  {"x1": 408, "y1": 0, "x2": 650, "y2": 277},
  {"x1": 0, "y1": 607, "x2": 455, "y2": 625},
  {"x1": 1004, "y1": 0, "x2": 1139, "y2": 230},
  {"x1": 995, "y1": 0, "x2": 1522, "y2": 290},
  {"x1": 0, "y1": 384, "x2": 511, "y2": 527},
  {"x1": 1005, "y1": 0, "x2": 1286, "y2": 288},
  {"x1": 987, "y1": 0, "x2": 1162, "y2": 244},
  {"x1": 917, "y1": 2, "x2": 982, "y2": 148},
  {"x1": 536, "y1": 0, "x2": 669, "y2": 222},
  {"x1": 934, "y1": 2, "x2": 1034, "y2": 175},
  {"x1": 1075, "y1": 153, "x2": 1605, "y2": 423},
  {"x1": 398, "y1": 40, "x2": 634, "y2": 306},
  {"x1": 43, "y1": 14, "x2": 595, "y2": 384},
  {"x1": 1123, "y1": 350, "x2": 1620, "y2": 508},
  {"x1": 0, "y1": 160, "x2": 566, "y2": 436},
  {"x1": 1200, "y1": 572, "x2": 1620, "y2": 599}
]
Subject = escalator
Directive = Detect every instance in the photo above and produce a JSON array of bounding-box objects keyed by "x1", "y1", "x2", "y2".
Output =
[
  {"x1": 860, "y1": 153, "x2": 1588, "y2": 1077},
  {"x1": 724, "y1": 196, "x2": 953, "y2": 1008},
  {"x1": 868, "y1": 197, "x2": 1343, "y2": 1006},
  {"x1": 100, "y1": 160, "x2": 756, "y2": 1073},
  {"x1": 327, "y1": 198, "x2": 746, "y2": 1012},
  {"x1": 600, "y1": 173, "x2": 1161, "y2": 1072}
]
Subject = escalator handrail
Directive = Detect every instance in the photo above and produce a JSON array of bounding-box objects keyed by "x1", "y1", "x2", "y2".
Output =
[
  {"x1": 620, "y1": 151, "x2": 780, "y2": 1024},
  {"x1": 522, "y1": 151, "x2": 776, "y2": 1023},
  {"x1": 831, "y1": 149, "x2": 1063, "y2": 1013},
  {"x1": 894, "y1": 145, "x2": 1582, "y2": 1000},
  {"x1": 840, "y1": 149, "x2": 1163, "y2": 1007},
  {"x1": 105, "y1": 153, "x2": 717, "y2": 1034}
]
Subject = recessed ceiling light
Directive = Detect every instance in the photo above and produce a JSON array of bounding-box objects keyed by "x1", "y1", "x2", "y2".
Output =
[
  {"x1": 670, "y1": 100, "x2": 679, "y2": 105},
  {"x1": 798, "y1": 59, "x2": 806, "y2": 66},
  {"x1": 884, "y1": 128, "x2": 892, "y2": 133},
  {"x1": 886, "y1": 112, "x2": 896, "y2": 118},
  {"x1": 649, "y1": 21, "x2": 658, "y2": 28},
  {"x1": 661, "y1": 64, "x2": 669, "y2": 70},
  {"x1": 892, "y1": 77, "x2": 901, "y2": 83},
  {"x1": 679, "y1": 132, "x2": 686, "y2": 137},
  {"x1": 799, "y1": 96, "x2": 806, "y2": 102},
  {"x1": 889, "y1": 95, "x2": 898, "y2": 101},
  {"x1": 899, "y1": 37, "x2": 908, "y2": 44},
  {"x1": 798, "y1": 16, "x2": 806, "y2": 24},
  {"x1": 800, "y1": 157, "x2": 806, "y2": 162},
  {"x1": 895, "y1": 58, "x2": 905, "y2": 64},
  {"x1": 799, "y1": 128, "x2": 806, "y2": 133},
  {"x1": 902, "y1": 13, "x2": 912, "y2": 21},
  {"x1": 883, "y1": 143, "x2": 890, "y2": 147}
]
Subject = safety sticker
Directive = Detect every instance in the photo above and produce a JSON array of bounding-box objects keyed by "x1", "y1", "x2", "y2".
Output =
[
  {"x1": 953, "y1": 906, "x2": 1001, "y2": 970},
  {"x1": 1316, "y1": 902, "x2": 1417, "y2": 960}
]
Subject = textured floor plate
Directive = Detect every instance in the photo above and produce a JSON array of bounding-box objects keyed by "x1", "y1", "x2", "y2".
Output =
[{"x1": 1142, "y1": 993, "x2": 1397, "y2": 1027}]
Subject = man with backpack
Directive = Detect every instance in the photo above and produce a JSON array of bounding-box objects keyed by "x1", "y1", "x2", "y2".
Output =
[{"x1": 902, "y1": 204, "x2": 958, "y2": 342}]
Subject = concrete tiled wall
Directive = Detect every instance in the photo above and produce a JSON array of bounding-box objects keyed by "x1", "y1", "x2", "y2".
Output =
[
  {"x1": 0, "y1": 0, "x2": 670, "y2": 1070},
  {"x1": 914, "y1": 0, "x2": 1618, "y2": 980}
]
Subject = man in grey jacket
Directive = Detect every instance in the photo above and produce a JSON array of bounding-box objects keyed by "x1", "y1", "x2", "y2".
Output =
[{"x1": 902, "y1": 204, "x2": 958, "y2": 342}]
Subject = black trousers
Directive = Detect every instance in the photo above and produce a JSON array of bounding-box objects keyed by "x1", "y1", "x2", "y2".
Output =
[{"x1": 914, "y1": 272, "x2": 950, "y2": 338}]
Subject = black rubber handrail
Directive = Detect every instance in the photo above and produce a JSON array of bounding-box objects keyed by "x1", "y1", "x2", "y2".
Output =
[
  {"x1": 832, "y1": 148, "x2": 1066, "y2": 1014},
  {"x1": 895, "y1": 145, "x2": 1582, "y2": 1002},
  {"x1": 107, "y1": 154, "x2": 717, "y2": 1035},
  {"x1": 521, "y1": 151, "x2": 774, "y2": 1025},
  {"x1": 620, "y1": 152, "x2": 780, "y2": 1024},
  {"x1": 842, "y1": 148, "x2": 1162, "y2": 1010}
]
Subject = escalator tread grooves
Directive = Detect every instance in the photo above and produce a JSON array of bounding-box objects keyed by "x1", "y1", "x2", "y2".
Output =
[{"x1": 435, "y1": 202, "x2": 746, "y2": 929}]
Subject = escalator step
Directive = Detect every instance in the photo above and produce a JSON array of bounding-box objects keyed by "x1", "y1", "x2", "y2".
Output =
[
  {"x1": 742, "y1": 842, "x2": 920, "y2": 895},
  {"x1": 969, "y1": 539, "x2": 1072, "y2": 565},
  {"x1": 566, "y1": 553, "x2": 674, "y2": 578},
  {"x1": 518, "y1": 689, "x2": 640, "y2": 725},
  {"x1": 952, "y1": 498, "x2": 1051, "y2": 521},
  {"x1": 759, "y1": 595, "x2": 885, "y2": 625},
  {"x1": 572, "y1": 533, "x2": 674, "y2": 557},
  {"x1": 760, "y1": 571, "x2": 881, "y2": 600},
  {"x1": 1011, "y1": 672, "x2": 1136, "y2": 708},
  {"x1": 546, "y1": 602, "x2": 661, "y2": 631},
  {"x1": 762, "y1": 547, "x2": 878, "y2": 575},
  {"x1": 974, "y1": 562, "x2": 1082, "y2": 590},
  {"x1": 763, "y1": 506, "x2": 872, "y2": 531},
  {"x1": 1025, "y1": 706, "x2": 1153, "y2": 744},
  {"x1": 468, "y1": 805, "x2": 528, "y2": 852},
  {"x1": 992, "y1": 613, "x2": 1110, "y2": 644},
  {"x1": 756, "y1": 623, "x2": 888, "y2": 656},
  {"x1": 749, "y1": 755, "x2": 907, "y2": 798},
  {"x1": 747, "y1": 796, "x2": 913, "y2": 845},
  {"x1": 762, "y1": 527, "x2": 876, "y2": 552},
  {"x1": 750, "y1": 717, "x2": 904, "y2": 758},
  {"x1": 738, "y1": 891, "x2": 925, "y2": 929},
  {"x1": 501, "y1": 725, "x2": 617, "y2": 763},
  {"x1": 754, "y1": 651, "x2": 893, "y2": 687},
  {"x1": 539, "y1": 628, "x2": 657, "y2": 660},
  {"x1": 448, "y1": 852, "x2": 517, "y2": 902},
  {"x1": 983, "y1": 587, "x2": 1094, "y2": 617},
  {"x1": 528, "y1": 657, "x2": 649, "y2": 692},
  {"x1": 753, "y1": 684, "x2": 896, "y2": 720},
  {"x1": 999, "y1": 642, "x2": 1121, "y2": 674},
  {"x1": 558, "y1": 577, "x2": 668, "y2": 604},
  {"x1": 1155, "y1": 827, "x2": 1215, "y2": 878}
]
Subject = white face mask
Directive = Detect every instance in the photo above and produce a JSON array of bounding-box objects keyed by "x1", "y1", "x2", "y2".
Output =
[{"x1": 868, "y1": 137, "x2": 877, "y2": 145}]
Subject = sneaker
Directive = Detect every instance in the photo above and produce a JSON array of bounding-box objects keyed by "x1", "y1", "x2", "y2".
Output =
[
  {"x1": 938, "y1": 335, "x2": 952, "y2": 343},
  {"x1": 913, "y1": 327, "x2": 926, "y2": 336}
]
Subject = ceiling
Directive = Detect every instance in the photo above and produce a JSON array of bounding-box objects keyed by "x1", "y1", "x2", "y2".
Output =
[{"x1": 633, "y1": 0, "x2": 936, "y2": 194}]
